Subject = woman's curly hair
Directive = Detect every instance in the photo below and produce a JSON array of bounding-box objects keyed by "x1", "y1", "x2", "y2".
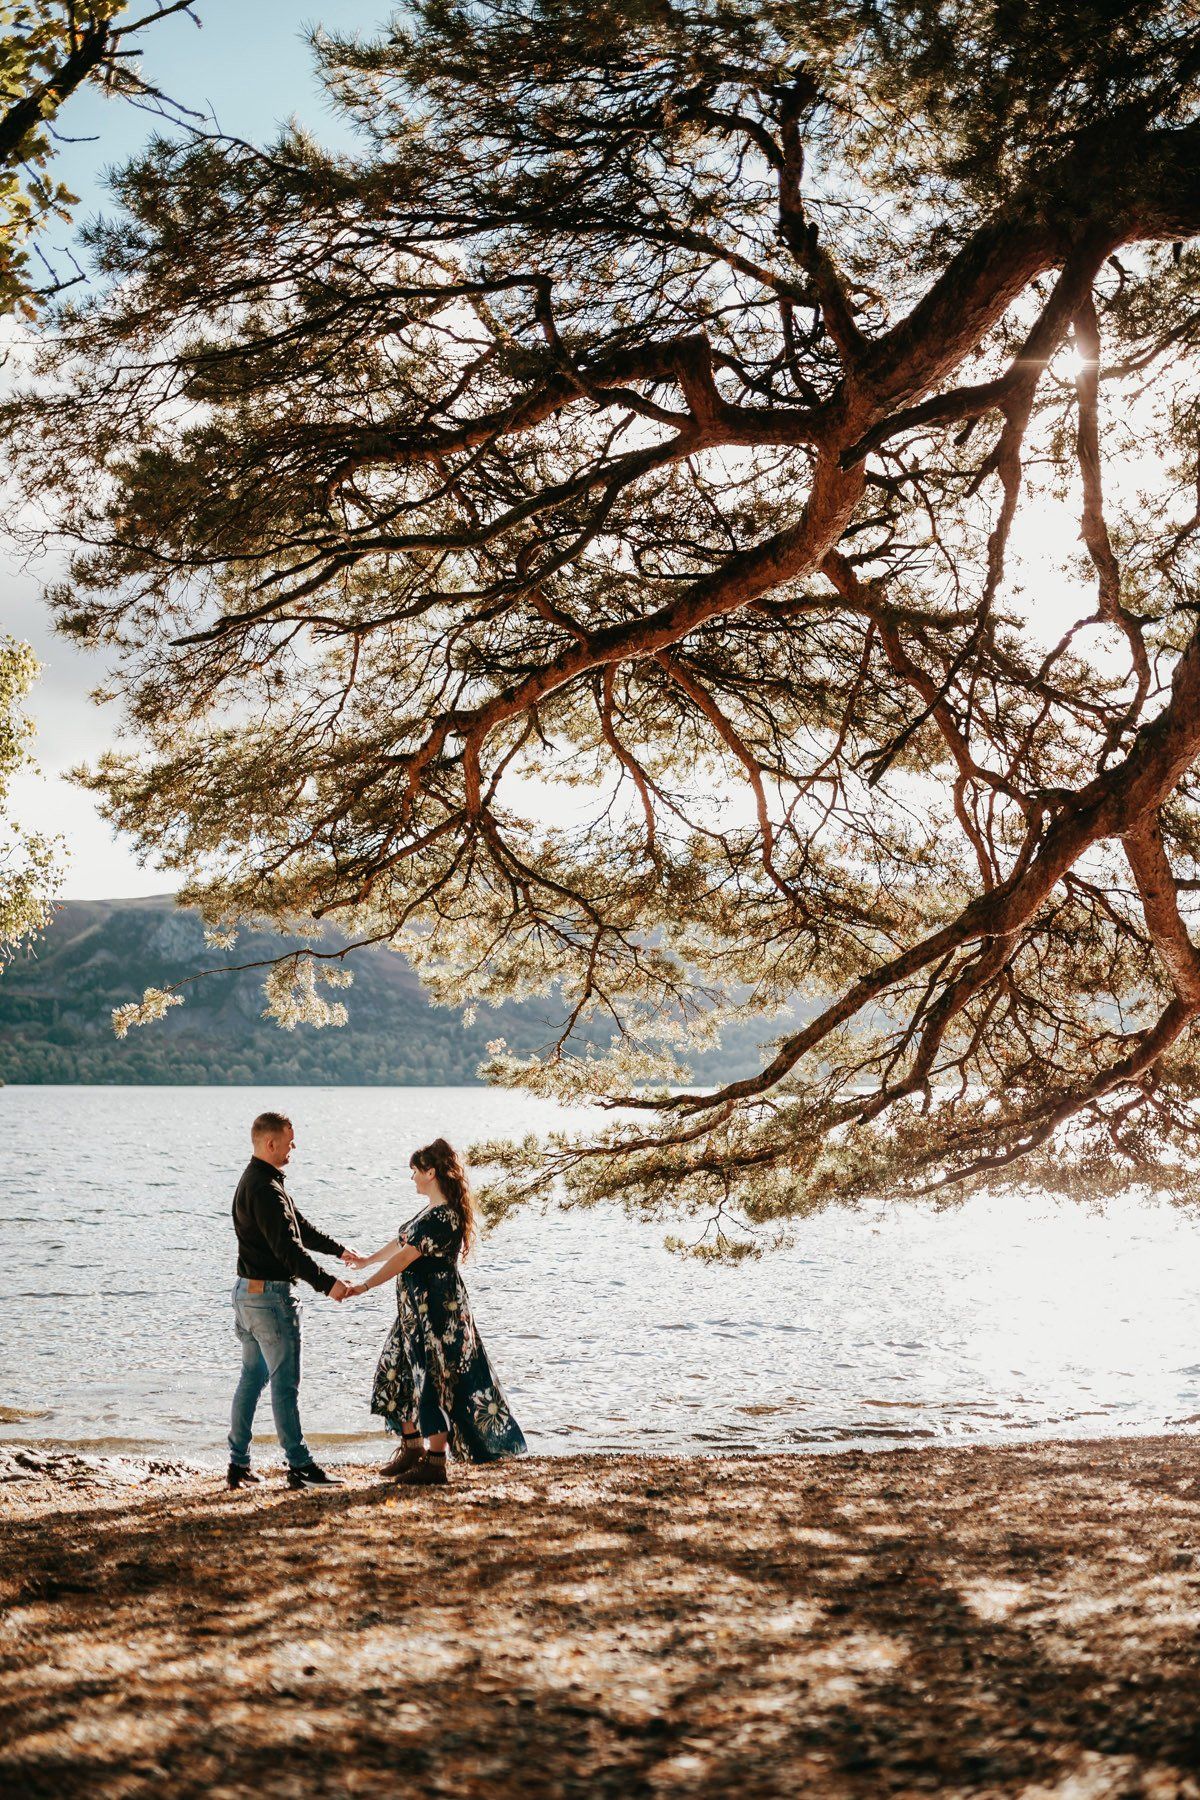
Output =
[{"x1": 410, "y1": 1138, "x2": 478, "y2": 1257}]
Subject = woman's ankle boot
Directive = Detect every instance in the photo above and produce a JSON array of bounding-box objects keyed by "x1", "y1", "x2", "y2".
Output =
[
  {"x1": 381, "y1": 1432, "x2": 423, "y2": 1477},
  {"x1": 396, "y1": 1449, "x2": 449, "y2": 1487}
]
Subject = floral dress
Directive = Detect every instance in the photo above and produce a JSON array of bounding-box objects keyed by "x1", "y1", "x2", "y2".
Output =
[{"x1": 369, "y1": 1201, "x2": 527, "y2": 1462}]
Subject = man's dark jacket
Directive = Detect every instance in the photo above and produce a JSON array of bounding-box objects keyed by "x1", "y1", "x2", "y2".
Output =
[{"x1": 232, "y1": 1156, "x2": 344, "y2": 1294}]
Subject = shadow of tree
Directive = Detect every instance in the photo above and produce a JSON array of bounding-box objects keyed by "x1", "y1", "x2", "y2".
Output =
[{"x1": 3, "y1": 1441, "x2": 1200, "y2": 1797}]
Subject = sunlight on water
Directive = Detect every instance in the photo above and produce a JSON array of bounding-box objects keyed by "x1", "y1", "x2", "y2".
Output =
[{"x1": 2, "y1": 1085, "x2": 1200, "y2": 1464}]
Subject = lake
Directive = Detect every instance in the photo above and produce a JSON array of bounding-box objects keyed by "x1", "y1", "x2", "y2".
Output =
[{"x1": 2, "y1": 1084, "x2": 1200, "y2": 1465}]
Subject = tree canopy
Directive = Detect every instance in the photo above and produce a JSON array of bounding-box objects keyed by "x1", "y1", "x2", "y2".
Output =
[{"x1": 13, "y1": 0, "x2": 1200, "y2": 1236}]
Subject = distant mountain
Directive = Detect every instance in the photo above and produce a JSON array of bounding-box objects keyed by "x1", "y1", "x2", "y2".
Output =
[{"x1": 0, "y1": 896, "x2": 793, "y2": 1086}]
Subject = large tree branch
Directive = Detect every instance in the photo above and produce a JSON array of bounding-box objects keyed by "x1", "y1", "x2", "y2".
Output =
[
  {"x1": 1123, "y1": 813, "x2": 1200, "y2": 1008},
  {"x1": 843, "y1": 246, "x2": 1110, "y2": 466},
  {"x1": 861, "y1": 121, "x2": 1200, "y2": 412},
  {"x1": 397, "y1": 443, "x2": 869, "y2": 811},
  {"x1": 921, "y1": 994, "x2": 1194, "y2": 1191},
  {"x1": 629, "y1": 620, "x2": 1200, "y2": 1116}
]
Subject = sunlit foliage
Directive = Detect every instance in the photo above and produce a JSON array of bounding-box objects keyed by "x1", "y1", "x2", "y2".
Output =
[{"x1": 0, "y1": 634, "x2": 57, "y2": 959}]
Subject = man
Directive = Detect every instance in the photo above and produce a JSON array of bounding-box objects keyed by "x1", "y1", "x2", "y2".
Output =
[{"x1": 227, "y1": 1110, "x2": 364, "y2": 1491}]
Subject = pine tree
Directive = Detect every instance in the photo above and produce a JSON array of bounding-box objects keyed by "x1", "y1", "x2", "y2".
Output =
[{"x1": 13, "y1": 0, "x2": 1200, "y2": 1231}]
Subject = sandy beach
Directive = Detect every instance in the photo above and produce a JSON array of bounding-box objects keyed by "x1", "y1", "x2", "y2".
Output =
[{"x1": 3, "y1": 1438, "x2": 1200, "y2": 1798}]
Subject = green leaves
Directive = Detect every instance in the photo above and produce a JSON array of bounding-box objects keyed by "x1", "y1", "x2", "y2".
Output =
[
  {"x1": 0, "y1": 3, "x2": 124, "y2": 312},
  {"x1": 0, "y1": 634, "x2": 60, "y2": 963}
]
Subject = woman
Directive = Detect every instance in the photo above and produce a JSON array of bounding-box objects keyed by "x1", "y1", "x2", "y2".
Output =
[{"x1": 345, "y1": 1138, "x2": 526, "y2": 1484}]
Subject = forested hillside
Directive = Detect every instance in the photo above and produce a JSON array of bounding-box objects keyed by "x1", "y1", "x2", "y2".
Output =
[{"x1": 0, "y1": 898, "x2": 785, "y2": 1086}]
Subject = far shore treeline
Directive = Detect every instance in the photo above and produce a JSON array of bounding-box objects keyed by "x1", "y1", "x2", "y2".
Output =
[{"x1": 0, "y1": 897, "x2": 792, "y2": 1087}]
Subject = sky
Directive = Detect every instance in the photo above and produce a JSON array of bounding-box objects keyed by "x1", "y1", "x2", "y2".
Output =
[{"x1": 4, "y1": 0, "x2": 390, "y2": 899}]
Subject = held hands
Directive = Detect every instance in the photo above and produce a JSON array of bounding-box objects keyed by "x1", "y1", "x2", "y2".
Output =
[
  {"x1": 334, "y1": 1241, "x2": 396, "y2": 1297},
  {"x1": 330, "y1": 1244, "x2": 383, "y2": 1300},
  {"x1": 328, "y1": 1277, "x2": 370, "y2": 1301}
]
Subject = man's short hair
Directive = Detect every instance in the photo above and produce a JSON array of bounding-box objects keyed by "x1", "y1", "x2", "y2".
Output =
[{"x1": 252, "y1": 1110, "x2": 292, "y2": 1140}]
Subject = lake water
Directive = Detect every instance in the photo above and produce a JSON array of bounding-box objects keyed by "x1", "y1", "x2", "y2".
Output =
[{"x1": 3, "y1": 1084, "x2": 1200, "y2": 1465}]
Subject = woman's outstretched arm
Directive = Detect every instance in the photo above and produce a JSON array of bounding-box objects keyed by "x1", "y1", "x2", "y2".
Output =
[
  {"x1": 346, "y1": 1245, "x2": 420, "y2": 1293},
  {"x1": 352, "y1": 1236, "x2": 400, "y2": 1266}
]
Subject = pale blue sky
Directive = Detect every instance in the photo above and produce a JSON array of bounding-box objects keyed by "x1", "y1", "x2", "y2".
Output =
[
  {"x1": 6, "y1": 1, "x2": 392, "y2": 897},
  {"x1": 50, "y1": 1, "x2": 386, "y2": 210}
]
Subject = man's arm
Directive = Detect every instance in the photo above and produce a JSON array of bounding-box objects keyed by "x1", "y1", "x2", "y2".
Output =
[
  {"x1": 293, "y1": 1205, "x2": 346, "y2": 1260},
  {"x1": 251, "y1": 1180, "x2": 337, "y2": 1294}
]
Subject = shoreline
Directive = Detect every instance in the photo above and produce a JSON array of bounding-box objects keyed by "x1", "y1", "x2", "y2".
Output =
[
  {"x1": 6, "y1": 1416, "x2": 1200, "y2": 1480},
  {"x1": 4, "y1": 1435, "x2": 1200, "y2": 1796}
]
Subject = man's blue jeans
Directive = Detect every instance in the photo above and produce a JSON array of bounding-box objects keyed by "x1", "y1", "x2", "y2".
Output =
[{"x1": 228, "y1": 1279, "x2": 312, "y2": 1471}]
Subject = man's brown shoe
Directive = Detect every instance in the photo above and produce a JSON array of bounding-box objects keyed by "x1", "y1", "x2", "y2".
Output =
[
  {"x1": 395, "y1": 1451, "x2": 449, "y2": 1487},
  {"x1": 380, "y1": 1435, "x2": 423, "y2": 1478}
]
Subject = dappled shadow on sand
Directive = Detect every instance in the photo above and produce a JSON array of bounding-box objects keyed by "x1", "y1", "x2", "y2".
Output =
[{"x1": 4, "y1": 1441, "x2": 1200, "y2": 1797}]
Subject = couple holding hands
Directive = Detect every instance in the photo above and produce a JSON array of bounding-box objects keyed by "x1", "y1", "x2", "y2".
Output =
[{"x1": 226, "y1": 1110, "x2": 526, "y2": 1492}]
